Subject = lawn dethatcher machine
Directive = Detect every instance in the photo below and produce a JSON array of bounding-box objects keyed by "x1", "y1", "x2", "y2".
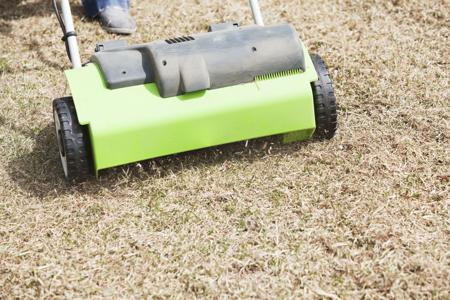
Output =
[{"x1": 51, "y1": 0, "x2": 337, "y2": 181}]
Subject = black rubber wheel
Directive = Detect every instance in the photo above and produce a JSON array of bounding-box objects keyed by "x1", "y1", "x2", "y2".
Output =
[
  {"x1": 53, "y1": 97, "x2": 93, "y2": 181},
  {"x1": 310, "y1": 54, "x2": 337, "y2": 139}
]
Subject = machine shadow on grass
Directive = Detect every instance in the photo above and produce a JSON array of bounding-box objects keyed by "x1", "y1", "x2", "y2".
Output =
[
  {"x1": 8, "y1": 123, "x2": 309, "y2": 198},
  {"x1": 7, "y1": 124, "x2": 80, "y2": 198}
]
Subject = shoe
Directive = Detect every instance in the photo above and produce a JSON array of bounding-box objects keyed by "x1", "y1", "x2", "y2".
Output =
[{"x1": 98, "y1": 6, "x2": 137, "y2": 35}]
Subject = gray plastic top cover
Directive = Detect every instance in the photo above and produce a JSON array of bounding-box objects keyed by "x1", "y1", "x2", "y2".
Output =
[{"x1": 90, "y1": 23, "x2": 305, "y2": 98}]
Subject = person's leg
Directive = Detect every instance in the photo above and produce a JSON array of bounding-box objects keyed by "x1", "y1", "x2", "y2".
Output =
[
  {"x1": 81, "y1": 0, "x2": 129, "y2": 17},
  {"x1": 81, "y1": 0, "x2": 136, "y2": 34}
]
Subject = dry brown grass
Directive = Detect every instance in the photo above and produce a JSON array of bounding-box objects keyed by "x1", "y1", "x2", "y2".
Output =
[{"x1": 1, "y1": 0, "x2": 449, "y2": 298}]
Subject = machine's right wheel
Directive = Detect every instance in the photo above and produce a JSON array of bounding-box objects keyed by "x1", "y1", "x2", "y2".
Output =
[
  {"x1": 310, "y1": 54, "x2": 337, "y2": 139},
  {"x1": 53, "y1": 97, "x2": 93, "y2": 181}
]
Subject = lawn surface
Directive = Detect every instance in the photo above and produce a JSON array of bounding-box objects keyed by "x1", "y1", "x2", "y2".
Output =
[{"x1": 0, "y1": 0, "x2": 449, "y2": 298}]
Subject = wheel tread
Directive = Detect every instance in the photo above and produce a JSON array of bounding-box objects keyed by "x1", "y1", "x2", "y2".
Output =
[
  {"x1": 310, "y1": 54, "x2": 338, "y2": 139},
  {"x1": 53, "y1": 97, "x2": 93, "y2": 181}
]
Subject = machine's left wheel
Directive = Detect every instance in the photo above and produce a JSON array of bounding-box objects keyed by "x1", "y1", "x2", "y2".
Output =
[
  {"x1": 310, "y1": 54, "x2": 337, "y2": 140},
  {"x1": 53, "y1": 97, "x2": 93, "y2": 181}
]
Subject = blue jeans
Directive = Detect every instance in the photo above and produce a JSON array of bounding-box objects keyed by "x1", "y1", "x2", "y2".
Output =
[{"x1": 81, "y1": 0, "x2": 130, "y2": 17}]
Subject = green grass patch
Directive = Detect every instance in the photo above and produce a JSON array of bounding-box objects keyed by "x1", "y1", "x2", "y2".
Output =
[{"x1": 0, "y1": 57, "x2": 12, "y2": 74}]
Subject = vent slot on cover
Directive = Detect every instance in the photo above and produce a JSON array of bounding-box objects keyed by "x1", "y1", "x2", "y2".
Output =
[
  {"x1": 165, "y1": 36, "x2": 195, "y2": 44},
  {"x1": 255, "y1": 69, "x2": 302, "y2": 81}
]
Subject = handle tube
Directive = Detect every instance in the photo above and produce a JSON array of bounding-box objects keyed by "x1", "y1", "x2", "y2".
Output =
[
  {"x1": 249, "y1": 0, "x2": 264, "y2": 26},
  {"x1": 60, "y1": 0, "x2": 82, "y2": 68}
]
